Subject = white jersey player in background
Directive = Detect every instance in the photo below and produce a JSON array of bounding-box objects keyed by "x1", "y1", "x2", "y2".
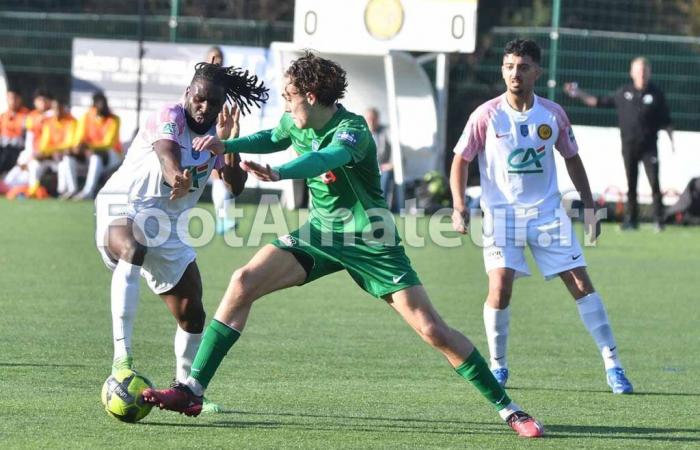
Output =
[
  {"x1": 94, "y1": 62, "x2": 268, "y2": 411},
  {"x1": 450, "y1": 39, "x2": 633, "y2": 394}
]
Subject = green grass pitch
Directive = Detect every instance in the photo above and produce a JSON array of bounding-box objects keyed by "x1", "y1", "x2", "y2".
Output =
[{"x1": 1, "y1": 198, "x2": 699, "y2": 448}]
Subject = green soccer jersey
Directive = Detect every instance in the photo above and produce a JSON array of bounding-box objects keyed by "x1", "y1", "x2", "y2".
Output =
[{"x1": 271, "y1": 105, "x2": 390, "y2": 234}]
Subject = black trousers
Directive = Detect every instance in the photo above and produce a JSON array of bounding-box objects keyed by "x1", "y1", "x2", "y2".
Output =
[
  {"x1": 622, "y1": 143, "x2": 663, "y2": 225},
  {"x1": 0, "y1": 145, "x2": 22, "y2": 173}
]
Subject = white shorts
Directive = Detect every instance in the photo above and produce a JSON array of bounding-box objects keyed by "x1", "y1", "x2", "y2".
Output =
[
  {"x1": 482, "y1": 212, "x2": 586, "y2": 280},
  {"x1": 94, "y1": 194, "x2": 196, "y2": 294}
]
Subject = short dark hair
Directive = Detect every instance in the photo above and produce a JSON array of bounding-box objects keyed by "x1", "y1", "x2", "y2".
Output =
[
  {"x1": 285, "y1": 51, "x2": 348, "y2": 107},
  {"x1": 191, "y1": 62, "x2": 269, "y2": 115},
  {"x1": 92, "y1": 91, "x2": 111, "y2": 116},
  {"x1": 92, "y1": 91, "x2": 106, "y2": 104},
  {"x1": 33, "y1": 88, "x2": 54, "y2": 100},
  {"x1": 504, "y1": 39, "x2": 541, "y2": 63},
  {"x1": 206, "y1": 46, "x2": 224, "y2": 64}
]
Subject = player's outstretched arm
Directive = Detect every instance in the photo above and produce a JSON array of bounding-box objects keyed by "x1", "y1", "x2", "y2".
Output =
[
  {"x1": 192, "y1": 130, "x2": 291, "y2": 156},
  {"x1": 224, "y1": 130, "x2": 291, "y2": 154},
  {"x1": 563, "y1": 82, "x2": 599, "y2": 107},
  {"x1": 153, "y1": 139, "x2": 191, "y2": 200},
  {"x1": 565, "y1": 154, "x2": 601, "y2": 241},
  {"x1": 240, "y1": 144, "x2": 352, "y2": 182},
  {"x1": 275, "y1": 144, "x2": 351, "y2": 180},
  {"x1": 450, "y1": 154, "x2": 470, "y2": 234}
]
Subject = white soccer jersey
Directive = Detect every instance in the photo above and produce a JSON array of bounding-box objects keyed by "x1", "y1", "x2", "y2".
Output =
[
  {"x1": 454, "y1": 94, "x2": 578, "y2": 217},
  {"x1": 99, "y1": 103, "x2": 222, "y2": 217}
]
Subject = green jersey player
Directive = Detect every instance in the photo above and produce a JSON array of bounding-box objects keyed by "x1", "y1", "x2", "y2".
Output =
[{"x1": 144, "y1": 52, "x2": 544, "y2": 437}]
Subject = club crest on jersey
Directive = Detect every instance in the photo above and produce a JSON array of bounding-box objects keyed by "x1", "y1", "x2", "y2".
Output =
[
  {"x1": 337, "y1": 130, "x2": 358, "y2": 147},
  {"x1": 537, "y1": 124, "x2": 552, "y2": 140},
  {"x1": 161, "y1": 122, "x2": 177, "y2": 135},
  {"x1": 311, "y1": 139, "x2": 320, "y2": 151},
  {"x1": 507, "y1": 145, "x2": 546, "y2": 174}
]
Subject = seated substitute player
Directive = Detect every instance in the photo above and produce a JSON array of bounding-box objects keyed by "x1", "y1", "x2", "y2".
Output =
[
  {"x1": 30, "y1": 98, "x2": 78, "y2": 198},
  {"x1": 71, "y1": 91, "x2": 122, "y2": 200},
  {"x1": 1, "y1": 90, "x2": 52, "y2": 192},
  {"x1": 95, "y1": 62, "x2": 267, "y2": 412},
  {"x1": 144, "y1": 52, "x2": 544, "y2": 438},
  {"x1": 0, "y1": 88, "x2": 30, "y2": 176},
  {"x1": 449, "y1": 39, "x2": 633, "y2": 394}
]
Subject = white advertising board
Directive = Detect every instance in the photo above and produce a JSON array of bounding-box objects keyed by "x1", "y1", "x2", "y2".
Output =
[{"x1": 294, "y1": 0, "x2": 478, "y2": 55}]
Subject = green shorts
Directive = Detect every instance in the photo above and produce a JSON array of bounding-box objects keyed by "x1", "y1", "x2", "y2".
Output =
[{"x1": 271, "y1": 223, "x2": 421, "y2": 298}]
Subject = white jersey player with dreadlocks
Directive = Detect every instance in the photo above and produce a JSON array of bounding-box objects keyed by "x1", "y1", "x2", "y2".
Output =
[{"x1": 94, "y1": 62, "x2": 268, "y2": 412}]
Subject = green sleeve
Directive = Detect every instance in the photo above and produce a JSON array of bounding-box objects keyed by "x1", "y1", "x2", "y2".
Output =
[
  {"x1": 223, "y1": 129, "x2": 291, "y2": 154},
  {"x1": 275, "y1": 144, "x2": 352, "y2": 180}
]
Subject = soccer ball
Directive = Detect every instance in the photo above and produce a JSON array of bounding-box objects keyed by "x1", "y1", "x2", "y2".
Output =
[{"x1": 101, "y1": 369, "x2": 154, "y2": 423}]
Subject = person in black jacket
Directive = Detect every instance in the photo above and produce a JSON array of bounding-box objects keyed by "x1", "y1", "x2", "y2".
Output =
[{"x1": 564, "y1": 57, "x2": 674, "y2": 231}]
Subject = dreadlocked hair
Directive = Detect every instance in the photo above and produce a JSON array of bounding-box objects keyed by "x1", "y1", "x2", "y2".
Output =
[{"x1": 192, "y1": 62, "x2": 269, "y2": 115}]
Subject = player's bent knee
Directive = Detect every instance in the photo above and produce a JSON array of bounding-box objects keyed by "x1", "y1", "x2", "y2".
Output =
[
  {"x1": 419, "y1": 321, "x2": 450, "y2": 348},
  {"x1": 487, "y1": 287, "x2": 512, "y2": 308},
  {"x1": 229, "y1": 267, "x2": 257, "y2": 304},
  {"x1": 116, "y1": 239, "x2": 146, "y2": 265},
  {"x1": 561, "y1": 269, "x2": 595, "y2": 298}
]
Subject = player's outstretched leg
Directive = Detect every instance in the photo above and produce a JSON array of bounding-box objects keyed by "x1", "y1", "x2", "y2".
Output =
[
  {"x1": 560, "y1": 268, "x2": 633, "y2": 394},
  {"x1": 143, "y1": 245, "x2": 308, "y2": 415},
  {"x1": 386, "y1": 286, "x2": 543, "y2": 438}
]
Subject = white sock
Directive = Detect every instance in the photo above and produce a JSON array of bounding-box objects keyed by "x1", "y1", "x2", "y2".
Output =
[
  {"x1": 184, "y1": 376, "x2": 204, "y2": 397},
  {"x1": 63, "y1": 156, "x2": 78, "y2": 193},
  {"x1": 28, "y1": 159, "x2": 47, "y2": 187},
  {"x1": 111, "y1": 260, "x2": 141, "y2": 361},
  {"x1": 576, "y1": 292, "x2": 621, "y2": 370},
  {"x1": 81, "y1": 153, "x2": 104, "y2": 196},
  {"x1": 56, "y1": 159, "x2": 67, "y2": 194},
  {"x1": 174, "y1": 326, "x2": 202, "y2": 383},
  {"x1": 483, "y1": 303, "x2": 510, "y2": 370},
  {"x1": 211, "y1": 178, "x2": 230, "y2": 220},
  {"x1": 498, "y1": 402, "x2": 522, "y2": 420}
]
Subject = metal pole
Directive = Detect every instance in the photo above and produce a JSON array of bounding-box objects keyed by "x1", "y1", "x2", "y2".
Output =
[
  {"x1": 135, "y1": 0, "x2": 145, "y2": 131},
  {"x1": 547, "y1": 0, "x2": 561, "y2": 100},
  {"x1": 435, "y1": 53, "x2": 449, "y2": 174},
  {"x1": 169, "y1": 0, "x2": 179, "y2": 42},
  {"x1": 384, "y1": 52, "x2": 405, "y2": 211}
]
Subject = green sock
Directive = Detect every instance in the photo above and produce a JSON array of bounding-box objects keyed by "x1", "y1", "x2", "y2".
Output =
[
  {"x1": 190, "y1": 319, "x2": 241, "y2": 390},
  {"x1": 455, "y1": 348, "x2": 511, "y2": 411}
]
